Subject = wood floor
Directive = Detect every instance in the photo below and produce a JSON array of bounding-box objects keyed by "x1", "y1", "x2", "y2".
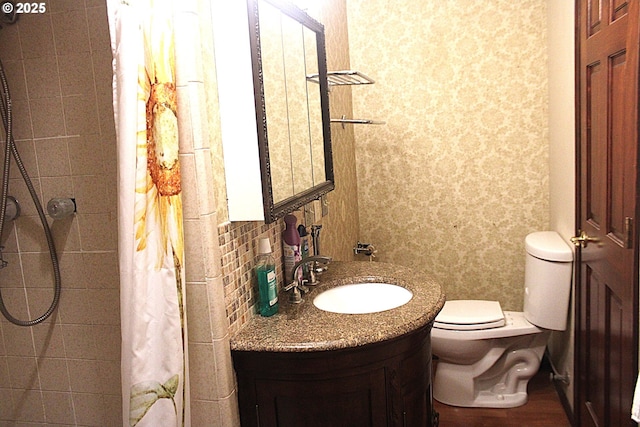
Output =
[{"x1": 433, "y1": 358, "x2": 572, "y2": 427}]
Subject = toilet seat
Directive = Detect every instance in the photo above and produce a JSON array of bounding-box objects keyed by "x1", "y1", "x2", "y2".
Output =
[{"x1": 434, "y1": 300, "x2": 505, "y2": 330}]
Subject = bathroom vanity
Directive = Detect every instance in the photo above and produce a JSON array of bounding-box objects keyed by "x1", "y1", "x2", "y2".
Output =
[{"x1": 231, "y1": 262, "x2": 445, "y2": 426}]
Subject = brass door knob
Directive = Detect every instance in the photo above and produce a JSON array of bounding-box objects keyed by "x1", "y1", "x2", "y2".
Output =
[{"x1": 570, "y1": 231, "x2": 600, "y2": 248}]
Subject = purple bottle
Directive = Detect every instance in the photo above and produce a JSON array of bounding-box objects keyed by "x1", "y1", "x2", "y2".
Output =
[{"x1": 283, "y1": 214, "x2": 301, "y2": 282}]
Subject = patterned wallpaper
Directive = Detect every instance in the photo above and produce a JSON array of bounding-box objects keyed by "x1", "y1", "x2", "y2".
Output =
[
  {"x1": 311, "y1": 0, "x2": 361, "y2": 263},
  {"x1": 346, "y1": 0, "x2": 550, "y2": 310}
]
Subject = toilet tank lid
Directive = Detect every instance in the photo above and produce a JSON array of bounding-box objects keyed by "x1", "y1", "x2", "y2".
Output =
[
  {"x1": 434, "y1": 300, "x2": 505, "y2": 329},
  {"x1": 525, "y1": 231, "x2": 573, "y2": 262}
]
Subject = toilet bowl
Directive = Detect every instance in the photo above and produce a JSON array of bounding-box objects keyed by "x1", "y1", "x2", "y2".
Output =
[{"x1": 431, "y1": 231, "x2": 573, "y2": 408}]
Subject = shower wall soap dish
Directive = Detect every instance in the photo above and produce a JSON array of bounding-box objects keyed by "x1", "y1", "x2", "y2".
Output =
[
  {"x1": 307, "y1": 70, "x2": 375, "y2": 86},
  {"x1": 331, "y1": 115, "x2": 386, "y2": 128},
  {"x1": 310, "y1": 70, "x2": 384, "y2": 127}
]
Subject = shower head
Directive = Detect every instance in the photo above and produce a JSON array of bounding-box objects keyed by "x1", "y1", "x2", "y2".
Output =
[{"x1": 0, "y1": 1, "x2": 18, "y2": 30}]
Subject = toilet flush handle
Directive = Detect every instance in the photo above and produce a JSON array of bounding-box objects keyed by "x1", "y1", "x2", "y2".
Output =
[{"x1": 570, "y1": 230, "x2": 600, "y2": 248}]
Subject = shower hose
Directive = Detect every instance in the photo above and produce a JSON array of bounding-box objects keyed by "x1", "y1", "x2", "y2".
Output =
[{"x1": 0, "y1": 58, "x2": 61, "y2": 326}]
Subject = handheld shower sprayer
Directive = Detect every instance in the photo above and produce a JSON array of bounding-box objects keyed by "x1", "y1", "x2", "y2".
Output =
[
  {"x1": 0, "y1": 1, "x2": 18, "y2": 29},
  {"x1": 0, "y1": 56, "x2": 61, "y2": 326}
]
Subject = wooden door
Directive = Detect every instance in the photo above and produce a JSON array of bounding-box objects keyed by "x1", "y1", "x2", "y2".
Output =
[{"x1": 576, "y1": 1, "x2": 639, "y2": 426}]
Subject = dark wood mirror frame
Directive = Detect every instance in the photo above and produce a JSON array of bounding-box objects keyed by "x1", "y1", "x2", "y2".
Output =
[{"x1": 247, "y1": 0, "x2": 334, "y2": 224}]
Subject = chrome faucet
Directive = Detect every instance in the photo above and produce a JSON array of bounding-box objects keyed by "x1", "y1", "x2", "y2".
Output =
[{"x1": 283, "y1": 255, "x2": 332, "y2": 303}]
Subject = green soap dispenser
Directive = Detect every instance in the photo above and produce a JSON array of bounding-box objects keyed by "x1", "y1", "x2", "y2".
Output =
[{"x1": 256, "y1": 237, "x2": 279, "y2": 317}]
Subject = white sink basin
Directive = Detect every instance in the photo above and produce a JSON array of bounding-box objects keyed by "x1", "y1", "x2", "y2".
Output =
[{"x1": 312, "y1": 282, "x2": 413, "y2": 314}]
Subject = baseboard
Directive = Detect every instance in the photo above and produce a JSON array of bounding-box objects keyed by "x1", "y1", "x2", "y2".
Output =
[{"x1": 552, "y1": 372, "x2": 576, "y2": 426}]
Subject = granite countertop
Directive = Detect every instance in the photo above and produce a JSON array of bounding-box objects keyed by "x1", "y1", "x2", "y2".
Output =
[{"x1": 230, "y1": 261, "x2": 446, "y2": 353}]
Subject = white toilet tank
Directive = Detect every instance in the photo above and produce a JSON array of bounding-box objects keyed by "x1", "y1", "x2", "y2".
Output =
[{"x1": 523, "y1": 231, "x2": 573, "y2": 331}]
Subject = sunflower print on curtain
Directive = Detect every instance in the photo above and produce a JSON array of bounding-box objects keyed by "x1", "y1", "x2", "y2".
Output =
[{"x1": 107, "y1": 0, "x2": 189, "y2": 425}]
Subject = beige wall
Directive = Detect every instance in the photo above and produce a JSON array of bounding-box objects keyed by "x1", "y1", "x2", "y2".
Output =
[
  {"x1": 0, "y1": 3, "x2": 121, "y2": 424},
  {"x1": 346, "y1": 0, "x2": 550, "y2": 311},
  {"x1": 546, "y1": 0, "x2": 576, "y2": 411},
  {"x1": 175, "y1": 1, "x2": 240, "y2": 424}
]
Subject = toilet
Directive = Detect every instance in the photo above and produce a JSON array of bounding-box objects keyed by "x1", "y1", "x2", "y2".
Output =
[{"x1": 431, "y1": 231, "x2": 573, "y2": 408}]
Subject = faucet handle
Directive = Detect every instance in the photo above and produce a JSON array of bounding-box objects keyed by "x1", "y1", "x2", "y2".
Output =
[
  {"x1": 313, "y1": 262, "x2": 329, "y2": 274},
  {"x1": 289, "y1": 286, "x2": 303, "y2": 304},
  {"x1": 298, "y1": 279, "x2": 310, "y2": 294},
  {"x1": 306, "y1": 268, "x2": 319, "y2": 286},
  {"x1": 283, "y1": 280, "x2": 306, "y2": 303}
]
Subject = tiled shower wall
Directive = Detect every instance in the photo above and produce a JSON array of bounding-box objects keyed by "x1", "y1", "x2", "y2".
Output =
[{"x1": 0, "y1": 2, "x2": 121, "y2": 425}]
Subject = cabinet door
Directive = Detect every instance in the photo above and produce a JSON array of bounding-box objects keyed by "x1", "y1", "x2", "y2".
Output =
[
  {"x1": 397, "y1": 334, "x2": 433, "y2": 426},
  {"x1": 401, "y1": 386, "x2": 432, "y2": 427},
  {"x1": 255, "y1": 368, "x2": 387, "y2": 427}
]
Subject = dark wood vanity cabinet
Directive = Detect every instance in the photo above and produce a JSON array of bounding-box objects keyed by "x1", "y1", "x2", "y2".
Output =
[{"x1": 232, "y1": 323, "x2": 435, "y2": 427}]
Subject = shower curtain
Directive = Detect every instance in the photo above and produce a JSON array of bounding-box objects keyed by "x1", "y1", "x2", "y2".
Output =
[{"x1": 107, "y1": 1, "x2": 189, "y2": 425}]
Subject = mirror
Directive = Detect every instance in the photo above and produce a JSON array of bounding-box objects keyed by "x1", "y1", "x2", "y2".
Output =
[{"x1": 247, "y1": 0, "x2": 334, "y2": 223}]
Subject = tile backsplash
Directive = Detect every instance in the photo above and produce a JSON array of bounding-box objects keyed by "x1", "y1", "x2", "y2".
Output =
[{"x1": 219, "y1": 220, "x2": 284, "y2": 335}]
